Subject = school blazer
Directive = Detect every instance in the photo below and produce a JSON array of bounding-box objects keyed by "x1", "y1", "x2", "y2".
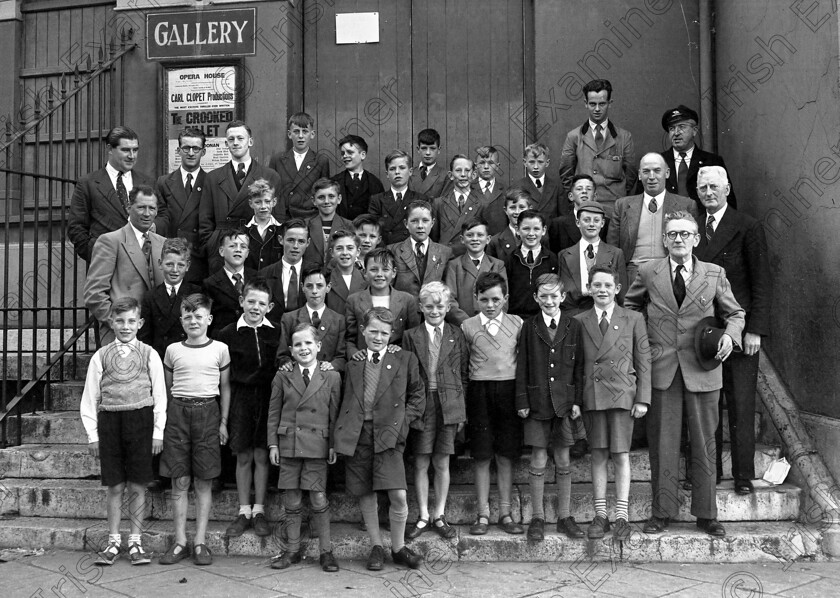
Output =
[
  {"x1": 388, "y1": 238, "x2": 452, "y2": 297},
  {"x1": 624, "y1": 256, "x2": 745, "y2": 393},
  {"x1": 269, "y1": 149, "x2": 331, "y2": 219},
  {"x1": 332, "y1": 169, "x2": 385, "y2": 221},
  {"x1": 267, "y1": 365, "x2": 342, "y2": 458},
  {"x1": 324, "y1": 259, "x2": 368, "y2": 316},
  {"x1": 344, "y1": 288, "x2": 421, "y2": 355},
  {"x1": 138, "y1": 281, "x2": 203, "y2": 356},
  {"x1": 68, "y1": 167, "x2": 157, "y2": 261},
  {"x1": 607, "y1": 192, "x2": 697, "y2": 265},
  {"x1": 515, "y1": 313, "x2": 584, "y2": 419},
  {"x1": 444, "y1": 253, "x2": 507, "y2": 324},
  {"x1": 245, "y1": 222, "x2": 284, "y2": 271},
  {"x1": 276, "y1": 306, "x2": 347, "y2": 372},
  {"x1": 512, "y1": 175, "x2": 564, "y2": 219},
  {"x1": 409, "y1": 165, "x2": 449, "y2": 198},
  {"x1": 333, "y1": 350, "x2": 426, "y2": 455},
  {"x1": 302, "y1": 213, "x2": 354, "y2": 268},
  {"x1": 369, "y1": 189, "x2": 430, "y2": 246},
  {"x1": 431, "y1": 190, "x2": 485, "y2": 256},
  {"x1": 486, "y1": 227, "x2": 520, "y2": 264},
  {"x1": 402, "y1": 323, "x2": 469, "y2": 425},
  {"x1": 575, "y1": 306, "x2": 651, "y2": 411},
  {"x1": 83, "y1": 223, "x2": 165, "y2": 328},
  {"x1": 478, "y1": 182, "x2": 508, "y2": 235},
  {"x1": 202, "y1": 266, "x2": 257, "y2": 337},
  {"x1": 548, "y1": 213, "x2": 610, "y2": 254},
  {"x1": 558, "y1": 242, "x2": 628, "y2": 314},
  {"x1": 156, "y1": 168, "x2": 207, "y2": 282},
  {"x1": 259, "y1": 259, "x2": 316, "y2": 321}
]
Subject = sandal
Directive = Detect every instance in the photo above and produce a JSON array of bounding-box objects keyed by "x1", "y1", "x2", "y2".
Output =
[
  {"x1": 405, "y1": 517, "x2": 430, "y2": 541},
  {"x1": 469, "y1": 515, "x2": 490, "y2": 535}
]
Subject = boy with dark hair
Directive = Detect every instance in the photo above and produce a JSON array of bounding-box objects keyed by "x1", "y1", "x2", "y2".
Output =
[
  {"x1": 202, "y1": 228, "x2": 255, "y2": 337},
  {"x1": 548, "y1": 174, "x2": 604, "y2": 253},
  {"x1": 506, "y1": 209, "x2": 559, "y2": 318},
  {"x1": 474, "y1": 145, "x2": 507, "y2": 235},
  {"x1": 80, "y1": 297, "x2": 166, "y2": 566},
  {"x1": 244, "y1": 178, "x2": 284, "y2": 271},
  {"x1": 369, "y1": 150, "x2": 429, "y2": 246},
  {"x1": 324, "y1": 229, "x2": 367, "y2": 316},
  {"x1": 486, "y1": 187, "x2": 533, "y2": 263},
  {"x1": 269, "y1": 111, "x2": 331, "y2": 219},
  {"x1": 409, "y1": 128, "x2": 449, "y2": 198},
  {"x1": 332, "y1": 134, "x2": 384, "y2": 221},
  {"x1": 512, "y1": 143, "x2": 564, "y2": 220},
  {"x1": 261, "y1": 218, "x2": 316, "y2": 321},
  {"x1": 389, "y1": 199, "x2": 452, "y2": 297},
  {"x1": 303, "y1": 178, "x2": 354, "y2": 268},
  {"x1": 353, "y1": 213, "x2": 383, "y2": 264}
]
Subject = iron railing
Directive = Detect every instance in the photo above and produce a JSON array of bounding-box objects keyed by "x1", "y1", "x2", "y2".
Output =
[{"x1": 0, "y1": 29, "x2": 137, "y2": 446}]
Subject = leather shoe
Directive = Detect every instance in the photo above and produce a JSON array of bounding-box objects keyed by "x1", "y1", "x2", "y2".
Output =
[
  {"x1": 366, "y1": 545, "x2": 386, "y2": 571},
  {"x1": 405, "y1": 517, "x2": 430, "y2": 541},
  {"x1": 498, "y1": 514, "x2": 524, "y2": 535},
  {"x1": 587, "y1": 515, "x2": 610, "y2": 539},
  {"x1": 469, "y1": 516, "x2": 489, "y2": 536},
  {"x1": 391, "y1": 546, "x2": 423, "y2": 569},
  {"x1": 526, "y1": 517, "x2": 545, "y2": 541},
  {"x1": 557, "y1": 516, "x2": 585, "y2": 538},
  {"x1": 735, "y1": 479, "x2": 754, "y2": 495},
  {"x1": 252, "y1": 513, "x2": 271, "y2": 537},
  {"x1": 697, "y1": 518, "x2": 726, "y2": 536},
  {"x1": 433, "y1": 515, "x2": 456, "y2": 539},
  {"x1": 319, "y1": 551, "x2": 339, "y2": 572},
  {"x1": 270, "y1": 550, "x2": 301, "y2": 570},
  {"x1": 159, "y1": 543, "x2": 189, "y2": 565},
  {"x1": 642, "y1": 516, "x2": 669, "y2": 534},
  {"x1": 225, "y1": 514, "x2": 250, "y2": 537},
  {"x1": 612, "y1": 518, "x2": 631, "y2": 541}
]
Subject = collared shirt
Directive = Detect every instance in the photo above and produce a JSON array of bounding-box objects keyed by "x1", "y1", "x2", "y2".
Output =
[
  {"x1": 247, "y1": 215, "x2": 281, "y2": 239},
  {"x1": 706, "y1": 203, "x2": 727, "y2": 233},
  {"x1": 541, "y1": 310, "x2": 562, "y2": 329},
  {"x1": 673, "y1": 146, "x2": 695, "y2": 169},
  {"x1": 670, "y1": 257, "x2": 693, "y2": 283},
  {"x1": 596, "y1": 302, "x2": 616, "y2": 325},
  {"x1": 413, "y1": 238, "x2": 430, "y2": 256},
  {"x1": 299, "y1": 363, "x2": 314, "y2": 380},
  {"x1": 390, "y1": 186, "x2": 408, "y2": 199},
  {"x1": 282, "y1": 258, "x2": 302, "y2": 297},
  {"x1": 644, "y1": 190, "x2": 666, "y2": 212},
  {"x1": 589, "y1": 119, "x2": 609, "y2": 139},
  {"x1": 128, "y1": 220, "x2": 147, "y2": 249},
  {"x1": 529, "y1": 174, "x2": 545, "y2": 188},
  {"x1": 230, "y1": 156, "x2": 252, "y2": 172},
  {"x1": 366, "y1": 348, "x2": 382, "y2": 362},
  {"x1": 293, "y1": 149, "x2": 307, "y2": 170},
  {"x1": 307, "y1": 306, "x2": 323, "y2": 324},
  {"x1": 166, "y1": 282, "x2": 182, "y2": 296},
  {"x1": 235, "y1": 314, "x2": 275, "y2": 330},
  {"x1": 508, "y1": 225, "x2": 520, "y2": 239},
  {"x1": 480, "y1": 179, "x2": 495, "y2": 194},
  {"x1": 468, "y1": 252, "x2": 485, "y2": 267},
  {"x1": 106, "y1": 163, "x2": 133, "y2": 194},
  {"x1": 424, "y1": 320, "x2": 442, "y2": 340},
  {"x1": 180, "y1": 166, "x2": 200, "y2": 189},
  {"x1": 224, "y1": 266, "x2": 246, "y2": 288},
  {"x1": 578, "y1": 239, "x2": 601, "y2": 293},
  {"x1": 422, "y1": 163, "x2": 437, "y2": 176},
  {"x1": 479, "y1": 312, "x2": 503, "y2": 336},
  {"x1": 521, "y1": 244, "x2": 542, "y2": 263}
]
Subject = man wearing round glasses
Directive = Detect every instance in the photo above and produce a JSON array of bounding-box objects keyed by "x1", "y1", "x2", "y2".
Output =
[{"x1": 625, "y1": 210, "x2": 744, "y2": 538}]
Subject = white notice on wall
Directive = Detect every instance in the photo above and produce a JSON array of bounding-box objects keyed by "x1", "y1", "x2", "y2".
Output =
[{"x1": 335, "y1": 12, "x2": 379, "y2": 44}]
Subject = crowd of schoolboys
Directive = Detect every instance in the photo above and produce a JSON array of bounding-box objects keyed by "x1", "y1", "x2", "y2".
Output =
[{"x1": 80, "y1": 109, "x2": 651, "y2": 574}]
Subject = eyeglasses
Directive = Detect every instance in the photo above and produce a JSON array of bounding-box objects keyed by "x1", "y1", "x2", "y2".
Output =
[
  {"x1": 179, "y1": 146, "x2": 203, "y2": 154},
  {"x1": 665, "y1": 230, "x2": 697, "y2": 240}
]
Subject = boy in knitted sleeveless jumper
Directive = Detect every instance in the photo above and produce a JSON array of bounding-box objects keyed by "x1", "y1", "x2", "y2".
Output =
[{"x1": 80, "y1": 297, "x2": 167, "y2": 566}]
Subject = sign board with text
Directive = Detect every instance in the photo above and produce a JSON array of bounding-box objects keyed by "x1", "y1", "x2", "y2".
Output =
[{"x1": 147, "y1": 8, "x2": 256, "y2": 60}]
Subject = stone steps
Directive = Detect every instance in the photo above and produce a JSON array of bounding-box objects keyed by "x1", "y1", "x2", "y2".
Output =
[
  {"x1": 0, "y1": 478, "x2": 801, "y2": 525},
  {"x1": 0, "y1": 442, "x2": 782, "y2": 484},
  {"x1": 0, "y1": 518, "x2": 821, "y2": 563}
]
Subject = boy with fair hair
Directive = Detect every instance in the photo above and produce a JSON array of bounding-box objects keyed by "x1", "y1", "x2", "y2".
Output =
[
  {"x1": 432, "y1": 154, "x2": 485, "y2": 256},
  {"x1": 475, "y1": 145, "x2": 507, "y2": 234},
  {"x1": 512, "y1": 143, "x2": 564, "y2": 220},
  {"x1": 244, "y1": 178, "x2": 283, "y2": 271}
]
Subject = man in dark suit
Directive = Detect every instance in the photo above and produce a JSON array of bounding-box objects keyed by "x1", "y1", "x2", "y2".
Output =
[
  {"x1": 694, "y1": 166, "x2": 771, "y2": 495},
  {"x1": 332, "y1": 135, "x2": 385, "y2": 221},
  {"x1": 659, "y1": 105, "x2": 737, "y2": 213},
  {"x1": 68, "y1": 126, "x2": 157, "y2": 261},
  {"x1": 260, "y1": 219, "x2": 314, "y2": 322},
  {"x1": 624, "y1": 210, "x2": 745, "y2": 537},
  {"x1": 198, "y1": 120, "x2": 284, "y2": 272},
  {"x1": 156, "y1": 127, "x2": 208, "y2": 283}
]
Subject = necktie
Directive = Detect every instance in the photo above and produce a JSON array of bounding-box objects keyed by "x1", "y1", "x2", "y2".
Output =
[
  {"x1": 673, "y1": 264, "x2": 686, "y2": 307},
  {"x1": 483, "y1": 182, "x2": 491, "y2": 196},
  {"x1": 471, "y1": 258, "x2": 480, "y2": 268},
  {"x1": 286, "y1": 265, "x2": 299, "y2": 309},
  {"x1": 433, "y1": 326, "x2": 442, "y2": 349},
  {"x1": 549, "y1": 318, "x2": 557, "y2": 329},
  {"x1": 595, "y1": 124, "x2": 604, "y2": 146},
  {"x1": 648, "y1": 196, "x2": 658, "y2": 213},
  {"x1": 585, "y1": 243, "x2": 596, "y2": 270},
  {"x1": 706, "y1": 215, "x2": 715, "y2": 241},
  {"x1": 371, "y1": 351, "x2": 380, "y2": 364},
  {"x1": 415, "y1": 242, "x2": 426, "y2": 281},
  {"x1": 302, "y1": 368, "x2": 310, "y2": 387},
  {"x1": 527, "y1": 250, "x2": 534, "y2": 265},
  {"x1": 395, "y1": 192, "x2": 402, "y2": 203},
  {"x1": 535, "y1": 178, "x2": 542, "y2": 189},
  {"x1": 185, "y1": 172, "x2": 193, "y2": 196},
  {"x1": 116, "y1": 172, "x2": 129, "y2": 212},
  {"x1": 311, "y1": 310, "x2": 321, "y2": 330},
  {"x1": 353, "y1": 173, "x2": 360, "y2": 182},
  {"x1": 168, "y1": 285, "x2": 177, "y2": 304},
  {"x1": 677, "y1": 152, "x2": 688, "y2": 196},
  {"x1": 141, "y1": 232, "x2": 154, "y2": 283},
  {"x1": 599, "y1": 311, "x2": 609, "y2": 336},
  {"x1": 457, "y1": 194, "x2": 465, "y2": 211},
  {"x1": 232, "y1": 272, "x2": 243, "y2": 296},
  {"x1": 236, "y1": 163, "x2": 246, "y2": 188},
  {"x1": 420, "y1": 165, "x2": 427, "y2": 180}
]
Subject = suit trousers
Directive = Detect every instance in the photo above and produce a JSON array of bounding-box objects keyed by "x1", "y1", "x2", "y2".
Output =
[
  {"x1": 716, "y1": 350, "x2": 759, "y2": 481},
  {"x1": 648, "y1": 367, "x2": 719, "y2": 520}
]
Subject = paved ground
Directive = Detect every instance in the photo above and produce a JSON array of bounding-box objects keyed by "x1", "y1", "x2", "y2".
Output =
[{"x1": 2, "y1": 549, "x2": 837, "y2": 597}]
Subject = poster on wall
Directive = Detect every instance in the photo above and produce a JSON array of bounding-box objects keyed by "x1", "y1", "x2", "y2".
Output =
[{"x1": 165, "y1": 65, "x2": 237, "y2": 173}]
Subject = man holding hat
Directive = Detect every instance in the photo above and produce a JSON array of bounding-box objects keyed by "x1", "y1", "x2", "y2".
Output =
[
  {"x1": 624, "y1": 210, "x2": 744, "y2": 537},
  {"x1": 660, "y1": 105, "x2": 737, "y2": 212},
  {"x1": 694, "y1": 165, "x2": 771, "y2": 495},
  {"x1": 559, "y1": 200, "x2": 627, "y2": 316}
]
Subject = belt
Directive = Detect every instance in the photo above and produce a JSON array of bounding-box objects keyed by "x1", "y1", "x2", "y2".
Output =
[{"x1": 172, "y1": 396, "x2": 217, "y2": 406}]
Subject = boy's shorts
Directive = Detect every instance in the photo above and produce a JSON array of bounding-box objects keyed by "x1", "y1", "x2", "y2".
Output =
[
  {"x1": 98, "y1": 406, "x2": 154, "y2": 487},
  {"x1": 582, "y1": 408, "x2": 634, "y2": 453},
  {"x1": 345, "y1": 421, "x2": 406, "y2": 495},
  {"x1": 160, "y1": 397, "x2": 221, "y2": 480},
  {"x1": 466, "y1": 380, "x2": 522, "y2": 461},
  {"x1": 228, "y1": 384, "x2": 270, "y2": 454},
  {"x1": 278, "y1": 457, "x2": 328, "y2": 492},
  {"x1": 412, "y1": 390, "x2": 458, "y2": 455},
  {"x1": 524, "y1": 414, "x2": 576, "y2": 449}
]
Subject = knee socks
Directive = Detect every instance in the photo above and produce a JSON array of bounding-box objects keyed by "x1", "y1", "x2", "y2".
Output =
[
  {"x1": 389, "y1": 502, "x2": 409, "y2": 552},
  {"x1": 311, "y1": 502, "x2": 332, "y2": 552},
  {"x1": 284, "y1": 506, "x2": 302, "y2": 552},
  {"x1": 529, "y1": 466, "x2": 547, "y2": 519},
  {"x1": 557, "y1": 466, "x2": 571, "y2": 520}
]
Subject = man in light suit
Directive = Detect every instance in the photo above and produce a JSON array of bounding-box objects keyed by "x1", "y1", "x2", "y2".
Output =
[
  {"x1": 694, "y1": 166, "x2": 770, "y2": 495},
  {"x1": 198, "y1": 120, "x2": 284, "y2": 271},
  {"x1": 608, "y1": 153, "x2": 697, "y2": 285},
  {"x1": 156, "y1": 127, "x2": 208, "y2": 283},
  {"x1": 83, "y1": 186, "x2": 165, "y2": 346},
  {"x1": 68, "y1": 126, "x2": 157, "y2": 261},
  {"x1": 624, "y1": 210, "x2": 745, "y2": 537}
]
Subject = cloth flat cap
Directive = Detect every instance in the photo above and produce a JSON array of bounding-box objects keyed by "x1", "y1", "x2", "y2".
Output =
[
  {"x1": 577, "y1": 201, "x2": 605, "y2": 216},
  {"x1": 662, "y1": 105, "x2": 699, "y2": 130}
]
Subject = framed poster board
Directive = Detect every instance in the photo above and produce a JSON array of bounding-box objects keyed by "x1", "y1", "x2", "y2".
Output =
[{"x1": 162, "y1": 64, "x2": 241, "y2": 174}]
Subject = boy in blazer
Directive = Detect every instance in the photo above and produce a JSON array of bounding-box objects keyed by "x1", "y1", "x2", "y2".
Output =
[
  {"x1": 303, "y1": 178, "x2": 354, "y2": 268},
  {"x1": 276, "y1": 267, "x2": 347, "y2": 373},
  {"x1": 332, "y1": 135, "x2": 384, "y2": 221},
  {"x1": 408, "y1": 128, "x2": 450, "y2": 199},
  {"x1": 516, "y1": 273, "x2": 585, "y2": 541},
  {"x1": 268, "y1": 324, "x2": 342, "y2": 572},
  {"x1": 369, "y1": 150, "x2": 430, "y2": 246},
  {"x1": 260, "y1": 219, "x2": 316, "y2": 321},
  {"x1": 431, "y1": 155, "x2": 485, "y2": 257},
  {"x1": 389, "y1": 200, "x2": 451, "y2": 297},
  {"x1": 202, "y1": 229, "x2": 256, "y2": 338},
  {"x1": 548, "y1": 174, "x2": 607, "y2": 254},
  {"x1": 474, "y1": 146, "x2": 508, "y2": 235},
  {"x1": 511, "y1": 143, "x2": 564, "y2": 220},
  {"x1": 333, "y1": 307, "x2": 426, "y2": 571},
  {"x1": 576, "y1": 266, "x2": 650, "y2": 540},
  {"x1": 269, "y1": 112, "x2": 331, "y2": 219},
  {"x1": 486, "y1": 188, "x2": 533, "y2": 263},
  {"x1": 403, "y1": 283, "x2": 469, "y2": 541},
  {"x1": 243, "y1": 178, "x2": 283, "y2": 271},
  {"x1": 445, "y1": 219, "x2": 507, "y2": 324},
  {"x1": 324, "y1": 230, "x2": 368, "y2": 316}
]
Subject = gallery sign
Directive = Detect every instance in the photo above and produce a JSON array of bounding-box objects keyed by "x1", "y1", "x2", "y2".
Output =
[{"x1": 146, "y1": 8, "x2": 256, "y2": 60}]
